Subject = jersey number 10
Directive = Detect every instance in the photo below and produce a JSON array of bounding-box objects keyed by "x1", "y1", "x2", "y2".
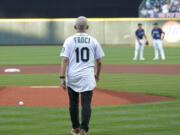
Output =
[{"x1": 75, "y1": 47, "x2": 90, "y2": 63}]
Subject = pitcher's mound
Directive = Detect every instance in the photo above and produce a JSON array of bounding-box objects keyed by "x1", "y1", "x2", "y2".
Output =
[{"x1": 0, "y1": 86, "x2": 174, "y2": 107}]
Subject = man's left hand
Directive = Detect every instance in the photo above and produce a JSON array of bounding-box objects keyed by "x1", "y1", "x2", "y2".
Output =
[{"x1": 95, "y1": 74, "x2": 99, "y2": 82}]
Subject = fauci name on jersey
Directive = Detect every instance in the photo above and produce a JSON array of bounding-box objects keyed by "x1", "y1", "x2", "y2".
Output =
[{"x1": 74, "y1": 37, "x2": 90, "y2": 44}]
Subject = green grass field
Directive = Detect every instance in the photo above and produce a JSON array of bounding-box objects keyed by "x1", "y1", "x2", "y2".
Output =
[
  {"x1": 0, "y1": 46, "x2": 180, "y2": 135},
  {"x1": 0, "y1": 46, "x2": 180, "y2": 65}
]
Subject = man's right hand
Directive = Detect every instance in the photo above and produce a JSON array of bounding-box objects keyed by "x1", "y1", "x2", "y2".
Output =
[{"x1": 61, "y1": 79, "x2": 66, "y2": 90}]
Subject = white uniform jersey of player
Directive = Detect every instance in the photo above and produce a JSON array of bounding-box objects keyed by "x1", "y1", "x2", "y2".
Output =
[{"x1": 60, "y1": 33, "x2": 105, "y2": 92}]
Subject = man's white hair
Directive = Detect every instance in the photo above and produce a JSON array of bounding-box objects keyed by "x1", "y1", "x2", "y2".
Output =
[{"x1": 75, "y1": 16, "x2": 88, "y2": 31}]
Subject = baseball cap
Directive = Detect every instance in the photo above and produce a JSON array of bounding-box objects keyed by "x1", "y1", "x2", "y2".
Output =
[
  {"x1": 138, "y1": 23, "x2": 142, "y2": 26},
  {"x1": 154, "y1": 22, "x2": 158, "y2": 25}
]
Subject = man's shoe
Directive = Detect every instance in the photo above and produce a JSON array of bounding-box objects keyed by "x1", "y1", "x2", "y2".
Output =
[
  {"x1": 80, "y1": 129, "x2": 88, "y2": 135},
  {"x1": 71, "y1": 128, "x2": 80, "y2": 135}
]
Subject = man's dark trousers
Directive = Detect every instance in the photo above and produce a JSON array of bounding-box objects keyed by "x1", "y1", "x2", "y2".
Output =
[{"x1": 68, "y1": 87, "x2": 93, "y2": 132}]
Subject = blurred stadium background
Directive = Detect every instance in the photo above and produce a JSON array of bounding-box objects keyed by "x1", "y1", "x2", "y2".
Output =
[
  {"x1": 0, "y1": 1, "x2": 180, "y2": 46},
  {"x1": 0, "y1": 18, "x2": 180, "y2": 46}
]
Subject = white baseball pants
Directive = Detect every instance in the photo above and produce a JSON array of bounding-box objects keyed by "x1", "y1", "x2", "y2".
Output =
[
  {"x1": 153, "y1": 40, "x2": 165, "y2": 60},
  {"x1": 134, "y1": 39, "x2": 144, "y2": 60}
]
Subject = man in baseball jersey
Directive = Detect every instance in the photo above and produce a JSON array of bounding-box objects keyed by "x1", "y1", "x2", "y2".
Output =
[
  {"x1": 152, "y1": 23, "x2": 166, "y2": 60},
  {"x1": 133, "y1": 23, "x2": 148, "y2": 61},
  {"x1": 60, "y1": 16, "x2": 105, "y2": 135}
]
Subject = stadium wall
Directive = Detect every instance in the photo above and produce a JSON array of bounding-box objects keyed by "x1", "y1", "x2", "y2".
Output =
[{"x1": 0, "y1": 18, "x2": 180, "y2": 46}]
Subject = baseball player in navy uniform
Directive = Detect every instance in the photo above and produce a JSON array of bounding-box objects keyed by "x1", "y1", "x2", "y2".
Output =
[
  {"x1": 152, "y1": 23, "x2": 166, "y2": 60},
  {"x1": 133, "y1": 23, "x2": 148, "y2": 60},
  {"x1": 60, "y1": 16, "x2": 105, "y2": 135}
]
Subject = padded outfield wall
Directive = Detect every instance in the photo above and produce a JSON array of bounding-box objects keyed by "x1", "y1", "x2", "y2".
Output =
[{"x1": 0, "y1": 18, "x2": 180, "y2": 46}]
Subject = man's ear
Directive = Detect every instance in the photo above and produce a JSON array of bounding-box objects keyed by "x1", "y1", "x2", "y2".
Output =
[{"x1": 86, "y1": 25, "x2": 89, "y2": 30}]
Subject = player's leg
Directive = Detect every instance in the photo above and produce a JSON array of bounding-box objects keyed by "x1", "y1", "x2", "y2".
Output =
[
  {"x1": 158, "y1": 40, "x2": 166, "y2": 60},
  {"x1": 80, "y1": 90, "x2": 93, "y2": 133},
  {"x1": 153, "y1": 40, "x2": 159, "y2": 60},
  {"x1": 68, "y1": 87, "x2": 80, "y2": 131},
  {"x1": 133, "y1": 40, "x2": 139, "y2": 60},
  {"x1": 139, "y1": 40, "x2": 145, "y2": 60}
]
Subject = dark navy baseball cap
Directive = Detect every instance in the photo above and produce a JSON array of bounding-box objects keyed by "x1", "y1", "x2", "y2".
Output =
[
  {"x1": 154, "y1": 22, "x2": 158, "y2": 25},
  {"x1": 138, "y1": 23, "x2": 142, "y2": 26}
]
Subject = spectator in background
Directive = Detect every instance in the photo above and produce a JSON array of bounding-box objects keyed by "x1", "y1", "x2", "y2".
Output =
[
  {"x1": 140, "y1": 0, "x2": 180, "y2": 17},
  {"x1": 153, "y1": 5, "x2": 161, "y2": 17},
  {"x1": 174, "y1": 0, "x2": 180, "y2": 11},
  {"x1": 174, "y1": 0, "x2": 179, "y2": 6},
  {"x1": 169, "y1": 0, "x2": 178, "y2": 12},
  {"x1": 170, "y1": 0, "x2": 175, "y2": 6},
  {"x1": 154, "y1": 0, "x2": 161, "y2": 7},
  {"x1": 162, "y1": 2, "x2": 169, "y2": 13},
  {"x1": 147, "y1": 8, "x2": 154, "y2": 16},
  {"x1": 154, "y1": 5, "x2": 161, "y2": 13},
  {"x1": 146, "y1": 0, "x2": 151, "y2": 8},
  {"x1": 140, "y1": 8, "x2": 148, "y2": 17},
  {"x1": 178, "y1": 0, "x2": 180, "y2": 12}
]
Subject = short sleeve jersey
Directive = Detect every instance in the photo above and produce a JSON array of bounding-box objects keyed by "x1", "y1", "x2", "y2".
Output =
[
  {"x1": 135, "y1": 29, "x2": 144, "y2": 39},
  {"x1": 60, "y1": 33, "x2": 105, "y2": 78},
  {"x1": 152, "y1": 28, "x2": 163, "y2": 39}
]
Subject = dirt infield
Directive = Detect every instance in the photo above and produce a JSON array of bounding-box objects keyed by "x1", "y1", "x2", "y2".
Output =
[
  {"x1": 0, "y1": 64, "x2": 177, "y2": 107},
  {"x1": 0, "y1": 86, "x2": 174, "y2": 107},
  {"x1": 1, "y1": 64, "x2": 180, "y2": 74}
]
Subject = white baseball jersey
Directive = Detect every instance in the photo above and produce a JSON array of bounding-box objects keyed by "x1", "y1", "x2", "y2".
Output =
[{"x1": 60, "y1": 33, "x2": 105, "y2": 92}]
